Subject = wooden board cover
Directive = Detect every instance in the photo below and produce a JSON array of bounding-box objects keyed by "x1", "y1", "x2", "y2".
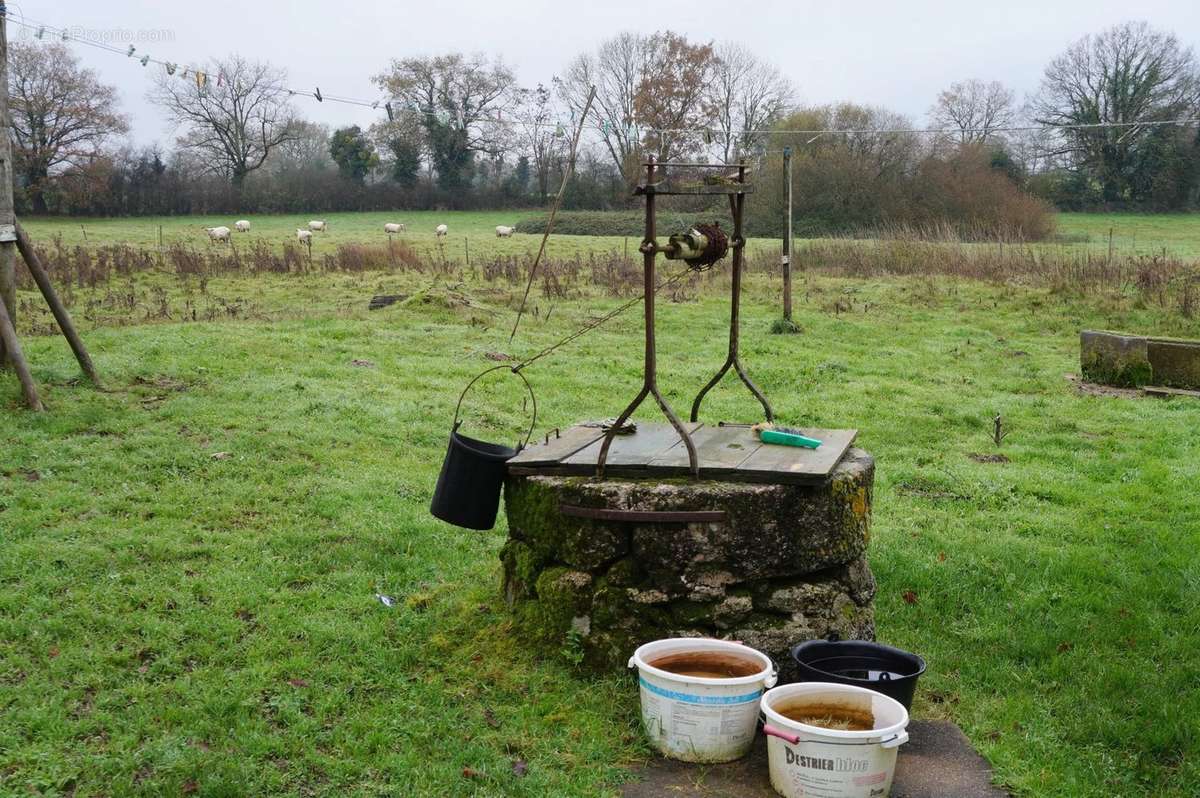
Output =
[
  {"x1": 508, "y1": 424, "x2": 607, "y2": 466},
  {"x1": 649, "y1": 424, "x2": 763, "y2": 473},
  {"x1": 509, "y1": 423, "x2": 857, "y2": 485},
  {"x1": 562, "y1": 422, "x2": 703, "y2": 468},
  {"x1": 731, "y1": 428, "x2": 857, "y2": 482}
]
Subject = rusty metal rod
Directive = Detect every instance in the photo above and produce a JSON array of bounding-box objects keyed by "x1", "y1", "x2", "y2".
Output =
[
  {"x1": 559, "y1": 504, "x2": 727, "y2": 523},
  {"x1": 644, "y1": 162, "x2": 756, "y2": 169},
  {"x1": 0, "y1": 289, "x2": 42, "y2": 410},
  {"x1": 14, "y1": 222, "x2": 101, "y2": 388},
  {"x1": 691, "y1": 162, "x2": 774, "y2": 424},
  {"x1": 597, "y1": 157, "x2": 699, "y2": 478}
]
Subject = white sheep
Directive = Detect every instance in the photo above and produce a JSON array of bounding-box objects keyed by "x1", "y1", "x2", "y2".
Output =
[
  {"x1": 296, "y1": 229, "x2": 314, "y2": 244},
  {"x1": 495, "y1": 225, "x2": 516, "y2": 238},
  {"x1": 384, "y1": 223, "x2": 406, "y2": 234},
  {"x1": 205, "y1": 226, "x2": 231, "y2": 243},
  {"x1": 234, "y1": 220, "x2": 251, "y2": 232},
  {"x1": 308, "y1": 220, "x2": 327, "y2": 232},
  {"x1": 435, "y1": 224, "x2": 448, "y2": 238}
]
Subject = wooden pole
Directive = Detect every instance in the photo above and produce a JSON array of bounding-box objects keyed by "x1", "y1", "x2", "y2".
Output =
[
  {"x1": 15, "y1": 222, "x2": 101, "y2": 387},
  {"x1": 782, "y1": 145, "x2": 794, "y2": 322},
  {"x1": 0, "y1": 7, "x2": 16, "y2": 367},
  {"x1": 0, "y1": 295, "x2": 41, "y2": 410}
]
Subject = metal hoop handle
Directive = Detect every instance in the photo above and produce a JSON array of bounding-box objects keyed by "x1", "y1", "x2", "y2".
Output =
[{"x1": 452, "y1": 365, "x2": 538, "y2": 451}]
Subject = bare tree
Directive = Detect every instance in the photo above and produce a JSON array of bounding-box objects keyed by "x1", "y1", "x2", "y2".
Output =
[
  {"x1": 513, "y1": 83, "x2": 566, "y2": 201},
  {"x1": 561, "y1": 32, "x2": 716, "y2": 181},
  {"x1": 7, "y1": 42, "x2": 129, "y2": 213},
  {"x1": 560, "y1": 32, "x2": 652, "y2": 182},
  {"x1": 1031, "y1": 20, "x2": 1200, "y2": 203},
  {"x1": 267, "y1": 120, "x2": 332, "y2": 174},
  {"x1": 150, "y1": 55, "x2": 296, "y2": 187},
  {"x1": 373, "y1": 53, "x2": 513, "y2": 191},
  {"x1": 928, "y1": 79, "x2": 1016, "y2": 146},
  {"x1": 708, "y1": 42, "x2": 795, "y2": 163}
]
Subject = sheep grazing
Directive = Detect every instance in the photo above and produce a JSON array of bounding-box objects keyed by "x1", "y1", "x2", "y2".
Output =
[
  {"x1": 296, "y1": 229, "x2": 314, "y2": 243},
  {"x1": 435, "y1": 224, "x2": 448, "y2": 238},
  {"x1": 205, "y1": 226, "x2": 231, "y2": 243},
  {"x1": 495, "y1": 225, "x2": 515, "y2": 238},
  {"x1": 234, "y1": 220, "x2": 251, "y2": 232},
  {"x1": 308, "y1": 220, "x2": 327, "y2": 232},
  {"x1": 383, "y1": 223, "x2": 406, "y2": 234}
]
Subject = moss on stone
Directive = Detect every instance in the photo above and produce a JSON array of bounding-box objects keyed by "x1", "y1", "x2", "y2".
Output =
[
  {"x1": 604, "y1": 557, "x2": 641, "y2": 587},
  {"x1": 670, "y1": 600, "x2": 718, "y2": 627},
  {"x1": 501, "y1": 458, "x2": 878, "y2": 672},
  {"x1": 1080, "y1": 331, "x2": 1153, "y2": 387},
  {"x1": 500, "y1": 539, "x2": 544, "y2": 604},
  {"x1": 1147, "y1": 339, "x2": 1200, "y2": 389},
  {"x1": 504, "y1": 476, "x2": 630, "y2": 571},
  {"x1": 507, "y1": 566, "x2": 595, "y2": 647}
]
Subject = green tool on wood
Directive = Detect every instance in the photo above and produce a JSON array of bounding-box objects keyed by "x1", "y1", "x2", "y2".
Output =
[{"x1": 752, "y1": 423, "x2": 823, "y2": 449}]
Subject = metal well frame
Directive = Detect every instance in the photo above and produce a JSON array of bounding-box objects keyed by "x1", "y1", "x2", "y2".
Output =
[{"x1": 595, "y1": 157, "x2": 774, "y2": 479}]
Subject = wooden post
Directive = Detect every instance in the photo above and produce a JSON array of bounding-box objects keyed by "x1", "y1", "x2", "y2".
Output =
[
  {"x1": 0, "y1": 7, "x2": 16, "y2": 367},
  {"x1": 15, "y1": 223, "x2": 101, "y2": 388},
  {"x1": 782, "y1": 145, "x2": 794, "y2": 322},
  {"x1": 0, "y1": 296, "x2": 41, "y2": 410},
  {"x1": 464, "y1": 236, "x2": 469, "y2": 267}
]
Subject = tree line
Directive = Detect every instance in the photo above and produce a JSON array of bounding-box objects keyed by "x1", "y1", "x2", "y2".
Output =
[{"x1": 8, "y1": 20, "x2": 1200, "y2": 226}]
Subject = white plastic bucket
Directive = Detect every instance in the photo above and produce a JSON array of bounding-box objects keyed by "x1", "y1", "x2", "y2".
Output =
[
  {"x1": 761, "y1": 682, "x2": 910, "y2": 798},
  {"x1": 628, "y1": 638, "x2": 778, "y2": 763}
]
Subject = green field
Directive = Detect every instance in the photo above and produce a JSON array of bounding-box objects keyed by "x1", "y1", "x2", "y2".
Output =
[
  {"x1": 1057, "y1": 212, "x2": 1200, "y2": 257},
  {"x1": 21, "y1": 209, "x2": 1200, "y2": 262},
  {"x1": 2, "y1": 211, "x2": 1199, "y2": 796}
]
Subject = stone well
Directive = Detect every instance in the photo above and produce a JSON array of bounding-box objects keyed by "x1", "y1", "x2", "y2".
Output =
[{"x1": 499, "y1": 448, "x2": 876, "y2": 677}]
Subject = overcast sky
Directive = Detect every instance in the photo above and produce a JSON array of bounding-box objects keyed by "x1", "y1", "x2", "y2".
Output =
[{"x1": 19, "y1": 0, "x2": 1200, "y2": 147}]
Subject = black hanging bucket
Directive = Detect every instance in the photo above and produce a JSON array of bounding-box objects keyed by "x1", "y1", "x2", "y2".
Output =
[{"x1": 430, "y1": 366, "x2": 536, "y2": 531}]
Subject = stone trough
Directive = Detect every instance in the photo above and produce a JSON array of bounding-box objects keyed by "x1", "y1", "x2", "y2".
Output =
[
  {"x1": 500, "y1": 422, "x2": 876, "y2": 677},
  {"x1": 1081, "y1": 329, "x2": 1200, "y2": 390}
]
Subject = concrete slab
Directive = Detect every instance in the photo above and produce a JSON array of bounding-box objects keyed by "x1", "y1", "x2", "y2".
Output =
[{"x1": 621, "y1": 720, "x2": 1008, "y2": 798}]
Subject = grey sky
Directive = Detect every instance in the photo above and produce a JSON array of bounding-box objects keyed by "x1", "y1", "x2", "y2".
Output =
[{"x1": 17, "y1": 0, "x2": 1200, "y2": 147}]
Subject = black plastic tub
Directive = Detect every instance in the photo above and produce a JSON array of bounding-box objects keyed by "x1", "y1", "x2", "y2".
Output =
[{"x1": 790, "y1": 640, "x2": 926, "y2": 711}]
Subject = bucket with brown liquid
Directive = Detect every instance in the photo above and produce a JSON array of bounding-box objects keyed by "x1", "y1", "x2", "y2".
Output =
[
  {"x1": 628, "y1": 638, "x2": 777, "y2": 763},
  {"x1": 760, "y1": 682, "x2": 909, "y2": 798}
]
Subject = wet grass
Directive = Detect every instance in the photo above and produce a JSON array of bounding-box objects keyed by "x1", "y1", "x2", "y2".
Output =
[{"x1": 0, "y1": 257, "x2": 1198, "y2": 795}]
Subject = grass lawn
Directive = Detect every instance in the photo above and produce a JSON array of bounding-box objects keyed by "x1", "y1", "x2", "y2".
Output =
[{"x1": 1, "y1": 222, "x2": 1199, "y2": 796}]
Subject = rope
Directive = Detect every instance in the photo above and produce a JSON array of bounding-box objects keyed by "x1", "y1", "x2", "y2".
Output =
[
  {"x1": 512, "y1": 268, "x2": 693, "y2": 373},
  {"x1": 508, "y1": 85, "x2": 596, "y2": 344}
]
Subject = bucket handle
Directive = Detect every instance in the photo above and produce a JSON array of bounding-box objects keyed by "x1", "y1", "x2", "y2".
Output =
[
  {"x1": 762, "y1": 725, "x2": 910, "y2": 749},
  {"x1": 453, "y1": 365, "x2": 538, "y2": 451},
  {"x1": 765, "y1": 655, "x2": 779, "y2": 689},
  {"x1": 763, "y1": 724, "x2": 800, "y2": 745}
]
